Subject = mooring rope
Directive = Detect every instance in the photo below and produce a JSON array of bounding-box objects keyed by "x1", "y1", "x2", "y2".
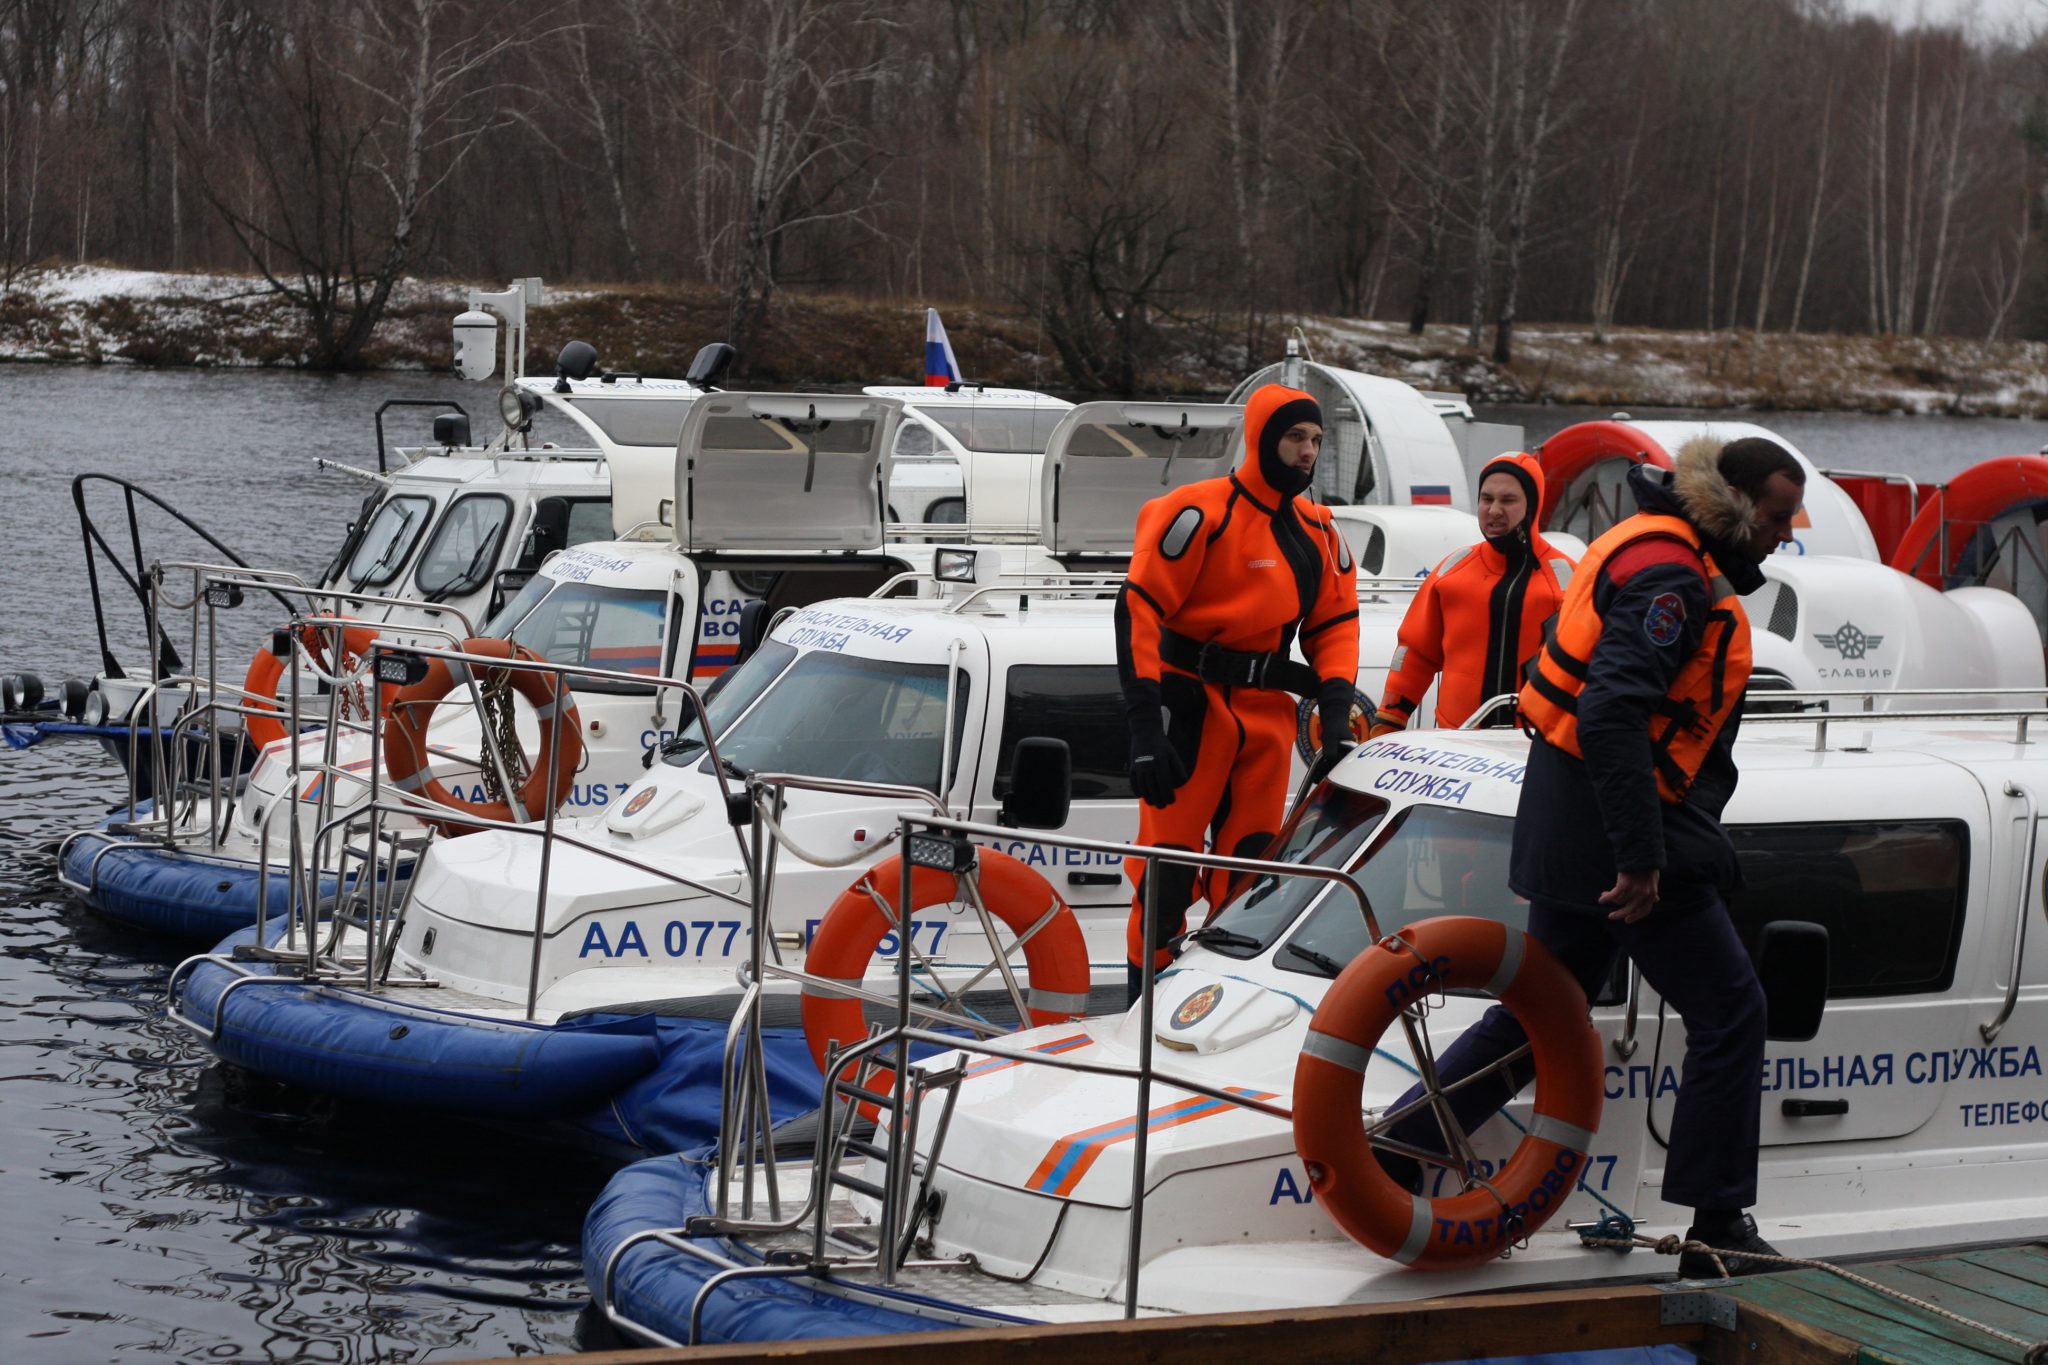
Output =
[{"x1": 1578, "y1": 1228, "x2": 2048, "y2": 1362}]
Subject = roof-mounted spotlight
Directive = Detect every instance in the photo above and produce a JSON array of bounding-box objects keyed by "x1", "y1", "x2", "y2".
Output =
[{"x1": 499, "y1": 385, "x2": 539, "y2": 433}]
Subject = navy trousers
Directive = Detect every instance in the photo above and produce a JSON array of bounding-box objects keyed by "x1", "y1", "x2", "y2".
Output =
[{"x1": 1384, "y1": 893, "x2": 1767, "y2": 1211}]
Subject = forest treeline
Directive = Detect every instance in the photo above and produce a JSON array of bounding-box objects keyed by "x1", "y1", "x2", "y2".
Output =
[{"x1": 2, "y1": 0, "x2": 2043, "y2": 387}]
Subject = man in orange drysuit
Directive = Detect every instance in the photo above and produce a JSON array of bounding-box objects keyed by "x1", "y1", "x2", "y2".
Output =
[
  {"x1": 1115, "y1": 384, "x2": 1361, "y2": 1002},
  {"x1": 1370, "y1": 452, "x2": 1577, "y2": 735}
]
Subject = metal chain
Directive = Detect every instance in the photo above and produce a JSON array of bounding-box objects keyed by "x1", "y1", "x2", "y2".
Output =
[
  {"x1": 477, "y1": 668, "x2": 528, "y2": 803},
  {"x1": 1582, "y1": 1231, "x2": 2048, "y2": 1362}
]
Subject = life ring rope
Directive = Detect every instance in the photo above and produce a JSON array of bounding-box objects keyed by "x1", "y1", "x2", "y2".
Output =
[
  {"x1": 1291, "y1": 914, "x2": 1605, "y2": 1271},
  {"x1": 801, "y1": 851, "x2": 1093, "y2": 1109},
  {"x1": 381, "y1": 637, "x2": 581, "y2": 839},
  {"x1": 241, "y1": 618, "x2": 389, "y2": 750},
  {"x1": 851, "y1": 873, "x2": 1084, "y2": 1015}
]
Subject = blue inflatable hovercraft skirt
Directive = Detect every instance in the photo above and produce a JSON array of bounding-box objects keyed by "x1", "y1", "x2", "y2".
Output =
[
  {"x1": 60, "y1": 822, "x2": 374, "y2": 940},
  {"x1": 586, "y1": 1152, "x2": 997, "y2": 1344},
  {"x1": 177, "y1": 928, "x2": 824, "y2": 1144}
]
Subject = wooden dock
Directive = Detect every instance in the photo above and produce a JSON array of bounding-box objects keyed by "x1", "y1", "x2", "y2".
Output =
[{"x1": 452, "y1": 1243, "x2": 2048, "y2": 1364}]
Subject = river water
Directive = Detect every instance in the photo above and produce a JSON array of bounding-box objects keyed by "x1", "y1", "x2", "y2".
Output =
[{"x1": 3, "y1": 367, "x2": 2046, "y2": 1362}]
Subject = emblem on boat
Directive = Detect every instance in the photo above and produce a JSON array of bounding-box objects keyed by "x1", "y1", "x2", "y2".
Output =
[
  {"x1": 1170, "y1": 982, "x2": 1224, "y2": 1030},
  {"x1": 1814, "y1": 621, "x2": 1885, "y2": 660},
  {"x1": 622, "y1": 786, "x2": 656, "y2": 817}
]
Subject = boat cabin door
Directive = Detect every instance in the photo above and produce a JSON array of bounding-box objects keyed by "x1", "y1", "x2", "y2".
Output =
[
  {"x1": 673, "y1": 392, "x2": 902, "y2": 553},
  {"x1": 1038, "y1": 400, "x2": 1244, "y2": 558},
  {"x1": 1644, "y1": 760, "x2": 1993, "y2": 1148}
]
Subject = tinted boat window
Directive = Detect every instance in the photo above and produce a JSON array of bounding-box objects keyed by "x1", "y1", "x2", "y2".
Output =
[
  {"x1": 1727, "y1": 820, "x2": 1968, "y2": 998},
  {"x1": 485, "y1": 579, "x2": 667, "y2": 695},
  {"x1": 918, "y1": 406, "x2": 1066, "y2": 454},
  {"x1": 416, "y1": 493, "x2": 513, "y2": 598},
  {"x1": 566, "y1": 397, "x2": 694, "y2": 447},
  {"x1": 1274, "y1": 803, "x2": 1520, "y2": 978},
  {"x1": 702, "y1": 650, "x2": 969, "y2": 795},
  {"x1": 994, "y1": 665, "x2": 1131, "y2": 800},
  {"x1": 565, "y1": 499, "x2": 614, "y2": 546},
  {"x1": 1203, "y1": 786, "x2": 1391, "y2": 955},
  {"x1": 348, "y1": 494, "x2": 433, "y2": 588},
  {"x1": 663, "y1": 639, "x2": 797, "y2": 767}
]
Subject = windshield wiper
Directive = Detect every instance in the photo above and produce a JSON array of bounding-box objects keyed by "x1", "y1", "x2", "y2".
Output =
[
  {"x1": 357, "y1": 506, "x2": 417, "y2": 583},
  {"x1": 658, "y1": 731, "x2": 707, "y2": 762},
  {"x1": 1280, "y1": 941, "x2": 1347, "y2": 978},
  {"x1": 1181, "y1": 924, "x2": 1264, "y2": 954}
]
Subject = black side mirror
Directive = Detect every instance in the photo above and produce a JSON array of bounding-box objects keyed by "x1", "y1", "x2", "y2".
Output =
[
  {"x1": 489, "y1": 568, "x2": 535, "y2": 618},
  {"x1": 1000, "y1": 737, "x2": 1071, "y2": 830},
  {"x1": 1755, "y1": 920, "x2": 1829, "y2": 1042},
  {"x1": 433, "y1": 412, "x2": 472, "y2": 447},
  {"x1": 685, "y1": 342, "x2": 736, "y2": 388},
  {"x1": 734, "y1": 598, "x2": 771, "y2": 667}
]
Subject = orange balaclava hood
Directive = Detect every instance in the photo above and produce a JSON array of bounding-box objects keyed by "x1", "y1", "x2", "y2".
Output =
[
  {"x1": 1479, "y1": 451, "x2": 1556, "y2": 561},
  {"x1": 1241, "y1": 384, "x2": 1324, "y2": 502}
]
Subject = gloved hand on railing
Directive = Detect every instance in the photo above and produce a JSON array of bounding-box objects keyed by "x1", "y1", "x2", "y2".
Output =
[
  {"x1": 1366, "y1": 706, "x2": 1408, "y2": 740},
  {"x1": 1310, "y1": 679, "x2": 1361, "y2": 783}
]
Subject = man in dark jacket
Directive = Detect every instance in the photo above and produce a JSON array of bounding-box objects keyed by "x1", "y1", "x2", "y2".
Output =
[{"x1": 1379, "y1": 435, "x2": 1804, "y2": 1279}]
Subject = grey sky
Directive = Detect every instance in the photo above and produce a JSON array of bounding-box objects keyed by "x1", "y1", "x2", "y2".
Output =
[{"x1": 1839, "y1": 0, "x2": 2043, "y2": 37}]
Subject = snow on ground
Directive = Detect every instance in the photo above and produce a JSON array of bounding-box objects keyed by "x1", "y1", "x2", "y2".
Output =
[
  {"x1": 34, "y1": 264, "x2": 257, "y2": 305},
  {"x1": 7, "y1": 265, "x2": 2048, "y2": 418}
]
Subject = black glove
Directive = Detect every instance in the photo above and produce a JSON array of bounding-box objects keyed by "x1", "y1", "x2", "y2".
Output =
[
  {"x1": 1310, "y1": 679, "x2": 1359, "y2": 783},
  {"x1": 1128, "y1": 719, "x2": 1189, "y2": 807},
  {"x1": 1308, "y1": 738, "x2": 1355, "y2": 784}
]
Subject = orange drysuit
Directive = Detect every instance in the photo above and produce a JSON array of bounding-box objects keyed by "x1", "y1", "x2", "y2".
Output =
[
  {"x1": 1115, "y1": 384, "x2": 1361, "y2": 979},
  {"x1": 1375, "y1": 452, "x2": 1576, "y2": 732}
]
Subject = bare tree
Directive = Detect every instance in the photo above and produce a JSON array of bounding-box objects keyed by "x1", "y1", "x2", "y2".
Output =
[
  {"x1": 1588, "y1": 89, "x2": 1649, "y2": 343},
  {"x1": 1787, "y1": 71, "x2": 1835, "y2": 334},
  {"x1": 1008, "y1": 30, "x2": 1204, "y2": 393},
  {"x1": 183, "y1": 0, "x2": 552, "y2": 367},
  {"x1": 1490, "y1": 0, "x2": 1582, "y2": 363},
  {"x1": 671, "y1": 0, "x2": 901, "y2": 367}
]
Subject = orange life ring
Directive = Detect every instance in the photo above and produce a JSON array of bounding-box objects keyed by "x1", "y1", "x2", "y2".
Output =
[
  {"x1": 241, "y1": 618, "x2": 390, "y2": 750},
  {"x1": 801, "y1": 850, "x2": 1092, "y2": 1107},
  {"x1": 1292, "y1": 915, "x2": 1603, "y2": 1271},
  {"x1": 383, "y1": 637, "x2": 582, "y2": 838}
]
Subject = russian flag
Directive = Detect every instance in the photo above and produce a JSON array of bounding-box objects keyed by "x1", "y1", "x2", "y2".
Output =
[
  {"x1": 924, "y1": 307, "x2": 961, "y2": 387},
  {"x1": 1409, "y1": 484, "x2": 1454, "y2": 505}
]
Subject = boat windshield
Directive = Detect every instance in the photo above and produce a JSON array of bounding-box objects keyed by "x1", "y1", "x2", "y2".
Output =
[
  {"x1": 347, "y1": 494, "x2": 433, "y2": 588},
  {"x1": 915, "y1": 406, "x2": 1066, "y2": 454},
  {"x1": 661, "y1": 640, "x2": 799, "y2": 767},
  {"x1": 481, "y1": 576, "x2": 668, "y2": 695},
  {"x1": 1272, "y1": 803, "x2": 1523, "y2": 980},
  {"x1": 1201, "y1": 785, "x2": 1391, "y2": 956},
  {"x1": 689, "y1": 649, "x2": 971, "y2": 795}
]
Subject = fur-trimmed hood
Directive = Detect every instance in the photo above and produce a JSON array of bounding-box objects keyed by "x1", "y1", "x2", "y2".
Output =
[
  {"x1": 1625, "y1": 438, "x2": 1769, "y2": 593},
  {"x1": 1670, "y1": 437, "x2": 1760, "y2": 546}
]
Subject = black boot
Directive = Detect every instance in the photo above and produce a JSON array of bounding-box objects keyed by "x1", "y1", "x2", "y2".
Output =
[
  {"x1": 1677, "y1": 1211, "x2": 1781, "y2": 1278},
  {"x1": 1372, "y1": 1147, "x2": 1424, "y2": 1195}
]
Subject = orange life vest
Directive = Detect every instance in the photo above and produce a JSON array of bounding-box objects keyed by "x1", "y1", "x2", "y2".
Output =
[{"x1": 1518, "y1": 513, "x2": 1751, "y2": 804}]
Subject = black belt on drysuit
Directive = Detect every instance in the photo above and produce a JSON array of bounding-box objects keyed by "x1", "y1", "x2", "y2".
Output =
[{"x1": 1159, "y1": 628, "x2": 1320, "y2": 695}]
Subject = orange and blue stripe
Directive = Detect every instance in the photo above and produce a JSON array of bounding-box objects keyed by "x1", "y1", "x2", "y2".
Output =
[
  {"x1": 963, "y1": 1032, "x2": 1092, "y2": 1081},
  {"x1": 1026, "y1": 1085, "x2": 1277, "y2": 1197},
  {"x1": 300, "y1": 756, "x2": 375, "y2": 802}
]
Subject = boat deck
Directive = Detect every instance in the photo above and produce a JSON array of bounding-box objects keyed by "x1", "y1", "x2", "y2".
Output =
[
  {"x1": 743, "y1": 1192, "x2": 1104, "y2": 1315},
  {"x1": 1719, "y1": 1241, "x2": 2048, "y2": 1363},
  {"x1": 522, "y1": 1240, "x2": 2048, "y2": 1364}
]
